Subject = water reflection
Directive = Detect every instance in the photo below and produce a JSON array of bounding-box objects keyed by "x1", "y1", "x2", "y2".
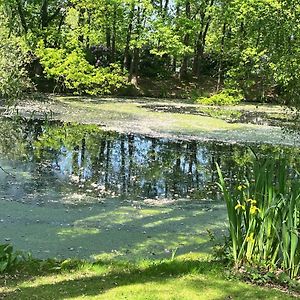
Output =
[{"x1": 0, "y1": 118, "x2": 299, "y2": 203}]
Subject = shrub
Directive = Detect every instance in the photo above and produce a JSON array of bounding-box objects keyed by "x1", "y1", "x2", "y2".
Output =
[
  {"x1": 0, "y1": 244, "x2": 20, "y2": 273},
  {"x1": 217, "y1": 156, "x2": 300, "y2": 279},
  {"x1": 36, "y1": 44, "x2": 127, "y2": 95},
  {"x1": 197, "y1": 89, "x2": 243, "y2": 106},
  {"x1": 225, "y1": 48, "x2": 274, "y2": 102},
  {"x1": 0, "y1": 36, "x2": 31, "y2": 102}
]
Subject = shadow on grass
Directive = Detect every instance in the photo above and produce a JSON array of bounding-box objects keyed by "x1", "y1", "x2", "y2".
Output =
[{"x1": 0, "y1": 259, "x2": 295, "y2": 300}]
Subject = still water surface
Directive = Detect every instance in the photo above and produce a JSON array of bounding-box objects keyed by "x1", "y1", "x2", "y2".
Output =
[{"x1": 0, "y1": 118, "x2": 298, "y2": 259}]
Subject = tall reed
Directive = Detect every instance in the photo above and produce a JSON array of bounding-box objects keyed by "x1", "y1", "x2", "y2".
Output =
[{"x1": 217, "y1": 156, "x2": 300, "y2": 279}]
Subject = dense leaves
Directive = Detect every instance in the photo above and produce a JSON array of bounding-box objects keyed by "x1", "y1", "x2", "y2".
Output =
[
  {"x1": 0, "y1": 12, "x2": 31, "y2": 101},
  {"x1": 36, "y1": 44, "x2": 126, "y2": 94},
  {"x1": 0, "y1": 0, "x2": 300, "y2": 103}
]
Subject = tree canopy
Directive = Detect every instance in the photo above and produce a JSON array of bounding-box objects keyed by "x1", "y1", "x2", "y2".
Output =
[{"x1": 0, "y1": 0, "x2": 300, "y2": 105}]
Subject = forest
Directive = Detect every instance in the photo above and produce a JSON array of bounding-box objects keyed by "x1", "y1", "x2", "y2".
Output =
[
  {"x1": 0, "y1": 1, "x2": 300, "y2": 300},
  {"x1": 0, "y1": 0, "x2": 300, "y2": 105}
]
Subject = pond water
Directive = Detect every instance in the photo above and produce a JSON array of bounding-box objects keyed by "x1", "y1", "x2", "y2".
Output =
[{"x1": 0, "y1": 118, "x2": 299, "y2": 260}]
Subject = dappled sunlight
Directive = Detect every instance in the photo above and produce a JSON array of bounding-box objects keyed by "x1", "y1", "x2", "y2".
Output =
[
  {"x1": 0, "y1": 118, "x2": 298, "y2": 262},
  {"x1": 73, "y1": 205, "x2": 166, "y2": 228},
  {"x1": 0, "y1": 194, "x2": 227, "y2": 260},
  {"x1": 58, "y1": 228, "x2": 101, "y2": 238},
  {"x1": 51, "y1": 199, "x2": 228, "y2": 260},
  {"x1": 0, "y1": 259, "x2": 294, "y2": 300},
  {"x1": 129, "y1": 233, "x2": 208, "y2": 258},
  {"x1": 1, "y1": 0, "x2": 300, "y2": 295},
  {"x1": 143, "y1": 216, "x2": 186, "y2": 228},
  {"x1": 15, "y1": 97, "x2": 300, "y2": 146}
]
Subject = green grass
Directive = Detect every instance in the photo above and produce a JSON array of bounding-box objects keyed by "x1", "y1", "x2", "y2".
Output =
[{"x1": 0, "y1": 257, "x2": 297, "y2": 299}]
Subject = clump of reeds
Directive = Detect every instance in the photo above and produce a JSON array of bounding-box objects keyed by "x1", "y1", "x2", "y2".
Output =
[{"x1": 217, "y1": 157, "x2": 300, "y2": 279}]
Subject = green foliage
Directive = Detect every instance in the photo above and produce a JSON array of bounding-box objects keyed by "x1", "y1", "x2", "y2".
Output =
[
  {"x1": 217, "y1": 156, "x2": 300, "y2": 279},
  {"x1": 0, "y1": 244, "x2": 20, "y2": 273},
  {"x1": 149, "y1": 20, "x2": 192, "y2": 58},
  {"x1": 197, "y1": 89, "x2": 243, "y2": 106},
  {"x1": 1, "y1": 256, "x2": 296, "y2": 299},
  {"x1": 1, "y1": 0, "x2": 300, "y2": 104},
  {"x1": 0, "y1": 26, "x2": 31, "y2": 102},
  {"x1": 36, "y1": 44, "x2": 127, "y2": 95},
  {"x1": 225, "y1": 48, "x2": 274, "y2": 102}
]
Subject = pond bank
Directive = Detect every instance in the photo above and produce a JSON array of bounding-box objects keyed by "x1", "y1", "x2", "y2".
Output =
[{"x1": 11, "y1": 96, "x2": 300, "y2": 146}]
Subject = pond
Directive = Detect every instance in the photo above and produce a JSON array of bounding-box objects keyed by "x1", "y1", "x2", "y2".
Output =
[{"x1": 0, "y1": 118, "x2": 299, "y2": 260}]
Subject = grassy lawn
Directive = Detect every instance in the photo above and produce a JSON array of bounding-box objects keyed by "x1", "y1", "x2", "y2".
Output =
[{"x1": 0, "y1": 256, "x2": 297, "y2": 300}]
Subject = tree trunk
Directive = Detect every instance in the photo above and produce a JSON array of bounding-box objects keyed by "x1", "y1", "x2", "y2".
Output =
[
  {"x1": 86, "y1": 10, "x2": 91, "y2": 48},
  {"x1": 172, "y1": 56, "x2": 177, "y2": 73},
  {"x1": 192, "y1": 34, "x2": 204, "y2": 77},
  {"x1": 217, "y1": 22, "x2": 226, "y2": 92},
  {"x1": 193, "y1": 19, "x2": 211, "y2": 77},
  {"x1": 123, "y1": 3, "x2": 135, "y2": 70},
  {"x1": 179, "y1": 0, "x2": 191, "y2": 80},
  {"x1": 129, "y1": 47, "x2": 140, "y2": 84},
  {"x1": 106, "y1": 25, "x2": 111, "y2": 63},
  {"x1": 163, "y1": 0, "x2": 169, "y2": 16},
  {"x1": 41, "y1": 0, "x2": 48, "y2": 29},
  {"x1": 16, "y1": 0, "x2": 28, "y2": 34},
  {"x1": 129, "y1": 4, "x2": 141, "y2": 84},
  {"x1": 78, "y1": 8, "x2": 85, "y2": 43},
  {"x1": 192, "y1": 0, "x2": 214, "y2": 77},
  {"x1": 111, "y1": 4, "x2": 117, "y2": 63}
]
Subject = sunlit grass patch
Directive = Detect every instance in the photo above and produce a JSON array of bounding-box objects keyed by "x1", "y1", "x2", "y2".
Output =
[{"x1": 0, "y1": 257, "x2": 297, "y2": 299}]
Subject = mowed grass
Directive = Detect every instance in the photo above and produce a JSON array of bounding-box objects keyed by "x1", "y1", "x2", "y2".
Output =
[{"x1": 0, "y1": 256, "x2": 297, "y2": 300}]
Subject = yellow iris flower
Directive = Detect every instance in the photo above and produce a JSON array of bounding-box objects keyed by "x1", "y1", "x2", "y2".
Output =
[
  {"x1": 237, "y1": 184, "x2": 247, "y2": 191},
  {"x1": 235, "y1": 202, "x2": 245, "y2": 211},
  {"x1": 250, "y1": 205, "x2": 260, "y2": 215},
  {"x1": 246, "y1": 233, "x2": 255, "y2": 243}
]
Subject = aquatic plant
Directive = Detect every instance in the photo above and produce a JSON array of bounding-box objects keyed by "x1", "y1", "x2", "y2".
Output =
[
  {"x1": 217, "y1": 157, "x2": 300, "y2": 279},
  {"x1": 0, "y1": 244, "x2": 19, "y2": 273}
]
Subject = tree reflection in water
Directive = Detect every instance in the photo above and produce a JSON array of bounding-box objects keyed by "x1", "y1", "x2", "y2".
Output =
[{"x1": 0, "y1": 117, "x2": 299, "y2": 203}]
